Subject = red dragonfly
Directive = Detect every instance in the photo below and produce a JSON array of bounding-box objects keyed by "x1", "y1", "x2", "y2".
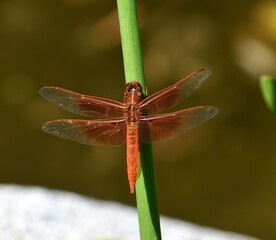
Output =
[{"x1": 40, "y1": 68, "x2": 218, "y2": 193}]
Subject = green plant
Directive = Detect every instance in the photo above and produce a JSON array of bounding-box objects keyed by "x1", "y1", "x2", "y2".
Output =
[{"x1": 116, "y1": 0, "x2": 162, "y2": 239}]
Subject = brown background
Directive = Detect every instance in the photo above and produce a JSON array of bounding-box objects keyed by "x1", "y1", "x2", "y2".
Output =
[{"x1": 1, "y1": 0, "x2": 276, "y2": 239}]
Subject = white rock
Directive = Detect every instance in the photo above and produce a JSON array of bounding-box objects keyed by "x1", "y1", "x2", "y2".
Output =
[{"x1": 0, "y1": 185, "x2": 258, "y2": 240}]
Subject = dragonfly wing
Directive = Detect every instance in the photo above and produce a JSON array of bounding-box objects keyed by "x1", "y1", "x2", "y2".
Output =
[
  {"x1": 42, "y1": 118, "x2": 127, "y2": 145},
  {"x1": 139, "y1": 69, "x2": 211, "y2": 114},
  {"x1": 40, "y1": 86, "x2": 125, "y2": 118},
  {"x1": 139, "y1": 106, "x2": 218, "y2": 143}
]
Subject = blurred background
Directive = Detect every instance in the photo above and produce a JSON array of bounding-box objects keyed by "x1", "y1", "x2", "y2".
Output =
[{"x1": 0, "y1": 0, "x2": 276, "y2": 239}]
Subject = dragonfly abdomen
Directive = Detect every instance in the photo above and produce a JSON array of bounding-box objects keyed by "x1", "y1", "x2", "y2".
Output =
[{"x1": 126, "y1": 122, "x2": 139, "y2": 193}]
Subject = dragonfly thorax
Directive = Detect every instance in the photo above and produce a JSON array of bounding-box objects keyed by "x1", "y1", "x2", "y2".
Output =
[
  {"x1": 125, "y1": 104, "x2": 140, "y2": 123},
  {"x1": 124, "y1": 81, "x2": 143, "y2": 123}
]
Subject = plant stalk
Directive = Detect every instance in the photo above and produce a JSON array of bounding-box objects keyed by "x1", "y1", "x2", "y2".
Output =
[{"x1": 116, "y1": 0, "x2": 162, "y2": 239}]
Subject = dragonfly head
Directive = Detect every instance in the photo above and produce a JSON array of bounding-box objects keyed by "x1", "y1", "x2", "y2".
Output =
[{"x1": 125, "y1": 81, "x2": 142, "y2": 97}]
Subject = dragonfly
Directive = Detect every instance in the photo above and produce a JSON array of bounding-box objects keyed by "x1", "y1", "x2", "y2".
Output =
[{"x1": 40, "y1": 68, "x2": 218, "y2": 194}]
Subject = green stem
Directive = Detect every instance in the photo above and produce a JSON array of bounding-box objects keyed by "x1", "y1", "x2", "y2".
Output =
[
  {"x1": 116, "y1": 0, "x2": 145, "y2": 91},
  {"x1": 116, "y1": 1, "x2": 161, "y2": 239}
]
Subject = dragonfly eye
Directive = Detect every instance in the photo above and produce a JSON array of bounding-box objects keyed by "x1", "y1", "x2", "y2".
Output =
[{"x1": 125, "y1": 86, "x2": 132, "y2": 95}]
